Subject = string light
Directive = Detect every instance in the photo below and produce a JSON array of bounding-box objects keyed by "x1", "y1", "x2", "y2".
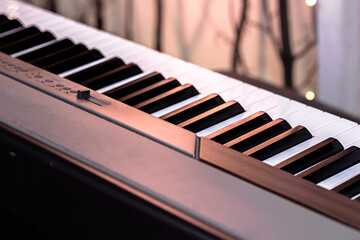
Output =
[
  {"x1": 305, "y1": 91, "x2": 315, "y2": 101},
  {"x1": 305, "y1": 0, "x2": 317, "y2": 7}
]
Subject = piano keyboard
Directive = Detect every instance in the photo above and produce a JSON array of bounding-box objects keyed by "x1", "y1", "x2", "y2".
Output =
[{"x1": 0, "y1": 1, "x2": 359, "y2": 239}]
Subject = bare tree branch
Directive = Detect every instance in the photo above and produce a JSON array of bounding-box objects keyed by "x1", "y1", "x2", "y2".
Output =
[
  {"x1": 204, "y1": 2, "x2": 232, "y2": 44},
  {"x1": 94, "y1": 0, "x2": 103, "y2": 30},
  {"x1": 261, "y1": 0, "x2": 282, "y2": 53},
  {"x1": 231, "y1": 0, "x2": 248, "y2": 73},
  {"x1": 296, "y1": 5, "x2": 317, "y2": 91},
  {"x1": 155, "y1": 0, "x2": 163, "y2": 51},
  {"x1": 294, "y1": 4, "x2": 317, "y2": 59},
  {"x1": 236, "y1": 48, "x2": 249, "y2": 72},
  {"x1": 47, "y1": 0, "x2": 57, "y2": 13},
  {"x1": 294, "y1": 39, "x2": 316, "y2": 58},
  {"x1": 228, "y1": 0, "x2": 237, "y2": 30},
  {"x1": 125, "y1": 0, "x2": 133, "y2": 40},
  {"x1": 296, "y1": 61, "x2": 317, "y2": 90},
  {"x1": 188, "y1": 1, "x2": 211, "y2": 47}
]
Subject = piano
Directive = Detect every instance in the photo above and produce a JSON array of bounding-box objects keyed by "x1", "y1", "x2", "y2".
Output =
[{"x1": 0, "y1": 1, "x2": 359, "y2": 239}]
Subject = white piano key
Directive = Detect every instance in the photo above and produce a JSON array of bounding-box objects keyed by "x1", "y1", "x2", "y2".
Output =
[
  {"x1": 48, "y1": 23, "x2": 92, "y2": 37},
  {"x1": 282, "y1": 106, "x2": 322, "y2": 127},
  {"x1": 334, "y1": 125, "x2": 360, "y2": 148},
  {"x1": 175, "y1": 67, "x2": 214, "y2": 84},
  {"x1": 22, "y1": 15, "x2": 71, "y2": 33},
  {"x1": 267, "y1": 100, "x2": 306, "y2": 120},
  {"x1": 17, "y1": 2, "x2": 43, "y2": 12},
  {"x1": 173, "y1": 68, "x2": 204, "y2": 82},
  {"x1": 174, "y1": 68, "x2": 205, "y2": 85},
  {"x1": 318, "y1": 163, "x2": 360, "y2": 190},
  {"x1": 84, "y1": 34, "x2": 136, "y2": 52},
  {"x1": 297, "y1": 112, "x2": 339, "y2": 132},
  {"x1": 136, "y1": 53, "x2": 170, "y2": 72},
  {"x1": 22, "y1": 9, "x2": 79, "y2": 27},
  {"x1": 92, "y1": 35, "x2": 133, "y2": 52},
  {"x1": 192, "y1": 72, "x2": 228, "y2": 90},
  {"x1": 149, "y1": 56, "x2": 184, "y2": 73},
  {"x1": 349, "y1": 138, "x2": 360, "y2": 148},
  {"x1": 88, "y1": 33, "x2": 121, "y2": 47},
  {"x1": 351, "y1": 193, "x2": 360, "y2": 200},
  {"x1": 160, "y1": 62, "x2": 199, "y2": 79},
  {"x1": 235, "y1": 88, "x2": 273, "y2": 107},
  {"x1": 111, "y1": 45, "x2": 146, "y2": 60},
  {"x1": 77, "y1": 32, "x2": 115, "y2": 47},
  {"x1": 97, "y1": 42, "x2": 137, "y2": 57},
  {"x1": 16, "y1": 8, "x2": 46, "y2": 21},
  {"x1": 16, "y1": 7, "x2": 46, "y2": 20},
  {"x1": 220, "y1": 81, "x2": 258, "y2": 102},
  {"x1": 243, "y1": 94, "x2": 289, "y2": 115},
  {"x1": 117, "y1": 46, "x2": 148, "y2": 61},
  {"x1": 199, "y1": 77, "x2": 242, "y2": 95},
  {"x1": 124, "y1": 49, "x2": 160, "y2": 65},
  {"x1": 312, "y1": 118, "x2": 357, "y2": 139}
]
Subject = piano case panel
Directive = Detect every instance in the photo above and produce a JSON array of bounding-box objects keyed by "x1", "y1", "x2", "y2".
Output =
[{"x1": 0, "y1": 123, "x2": 218, "y2": 240}]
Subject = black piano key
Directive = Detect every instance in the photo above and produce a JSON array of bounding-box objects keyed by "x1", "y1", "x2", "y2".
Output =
[
  {"x1": 333, "y1": 174, "x2": 360, "y2": 198},
  {"x1": 0, "y1": 15, "x2": 8, "y2": 24},
  {"x1": 160, "y1": 94, "x2": 225, "y2": 125},
  {"x1": 298, "y1": 147, "x2": 357, "y2": 182},
  {"x1": 120, "y1": 78, "x2": 181, "y2": 106},
  {"x1": 206, "y1": 111, "x2": 272, "y2": 144},
  {"x1": 224, "y1": 118, "x2": 291, "y2": 153},
  {"x1": 79, "y1": 63, "x2": 142, "y2": 90},
  {"x1": 43, "y1": 49, "x2": 104, "y2": 74},
  {"x1": 0, "y1": 19, "x2": 22, "y2": 33},
  {"x1": 0, "y1": 31, "x2": 55, "y2": 54},
  {"x1": 243, "y1": 126, "x2": 312, "y2": 161},
  {"x1": 135, "y1": 84, "x2": 199, "y2": 114},
  {"x1": 341, "y1": 181, "x2": 360, "y2": 201},
  {"x1": 103, "y1": 72, "x2": 165, "y2": 99},
  {"x1": 66, "y1": 57, "x2": 126, "y2": 83},
  {"x1": 0, "y1": 26, "x2": 39, "y2": 46},
  {"x1": 177, "y1": 100, "x2": 244, "y2": 133},
  {"x1": 299, "y1": 147, "x2": 360, "y2": 184},
  {"x1": 29, "y1": 44, "x2": 88, "y2": 67},
  {"x1": 275, "y1": 138, "x2": 344, "y2": 174},
  {"x1": 17, "y1": 39, "x2": 75, "y2": 62}
]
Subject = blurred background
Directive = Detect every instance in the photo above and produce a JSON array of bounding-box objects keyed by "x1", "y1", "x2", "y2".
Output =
[{"x1": 14, "y1": 0, "x2": 360, "y2": 119}]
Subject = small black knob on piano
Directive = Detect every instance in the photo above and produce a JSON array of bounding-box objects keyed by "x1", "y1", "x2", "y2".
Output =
[{"x1": 77, "y1": 90, "x2": 90, "y2": 99}]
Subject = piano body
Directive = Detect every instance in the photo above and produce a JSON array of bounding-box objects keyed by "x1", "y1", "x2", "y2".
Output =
[{"x1": 0, "y1": 1, "x2": 359, "y2": 239}]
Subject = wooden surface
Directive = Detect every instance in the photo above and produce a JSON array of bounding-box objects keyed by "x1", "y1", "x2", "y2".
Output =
[{"x1": 199, "y1": 137, "x2": 360, "y2": 231}]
